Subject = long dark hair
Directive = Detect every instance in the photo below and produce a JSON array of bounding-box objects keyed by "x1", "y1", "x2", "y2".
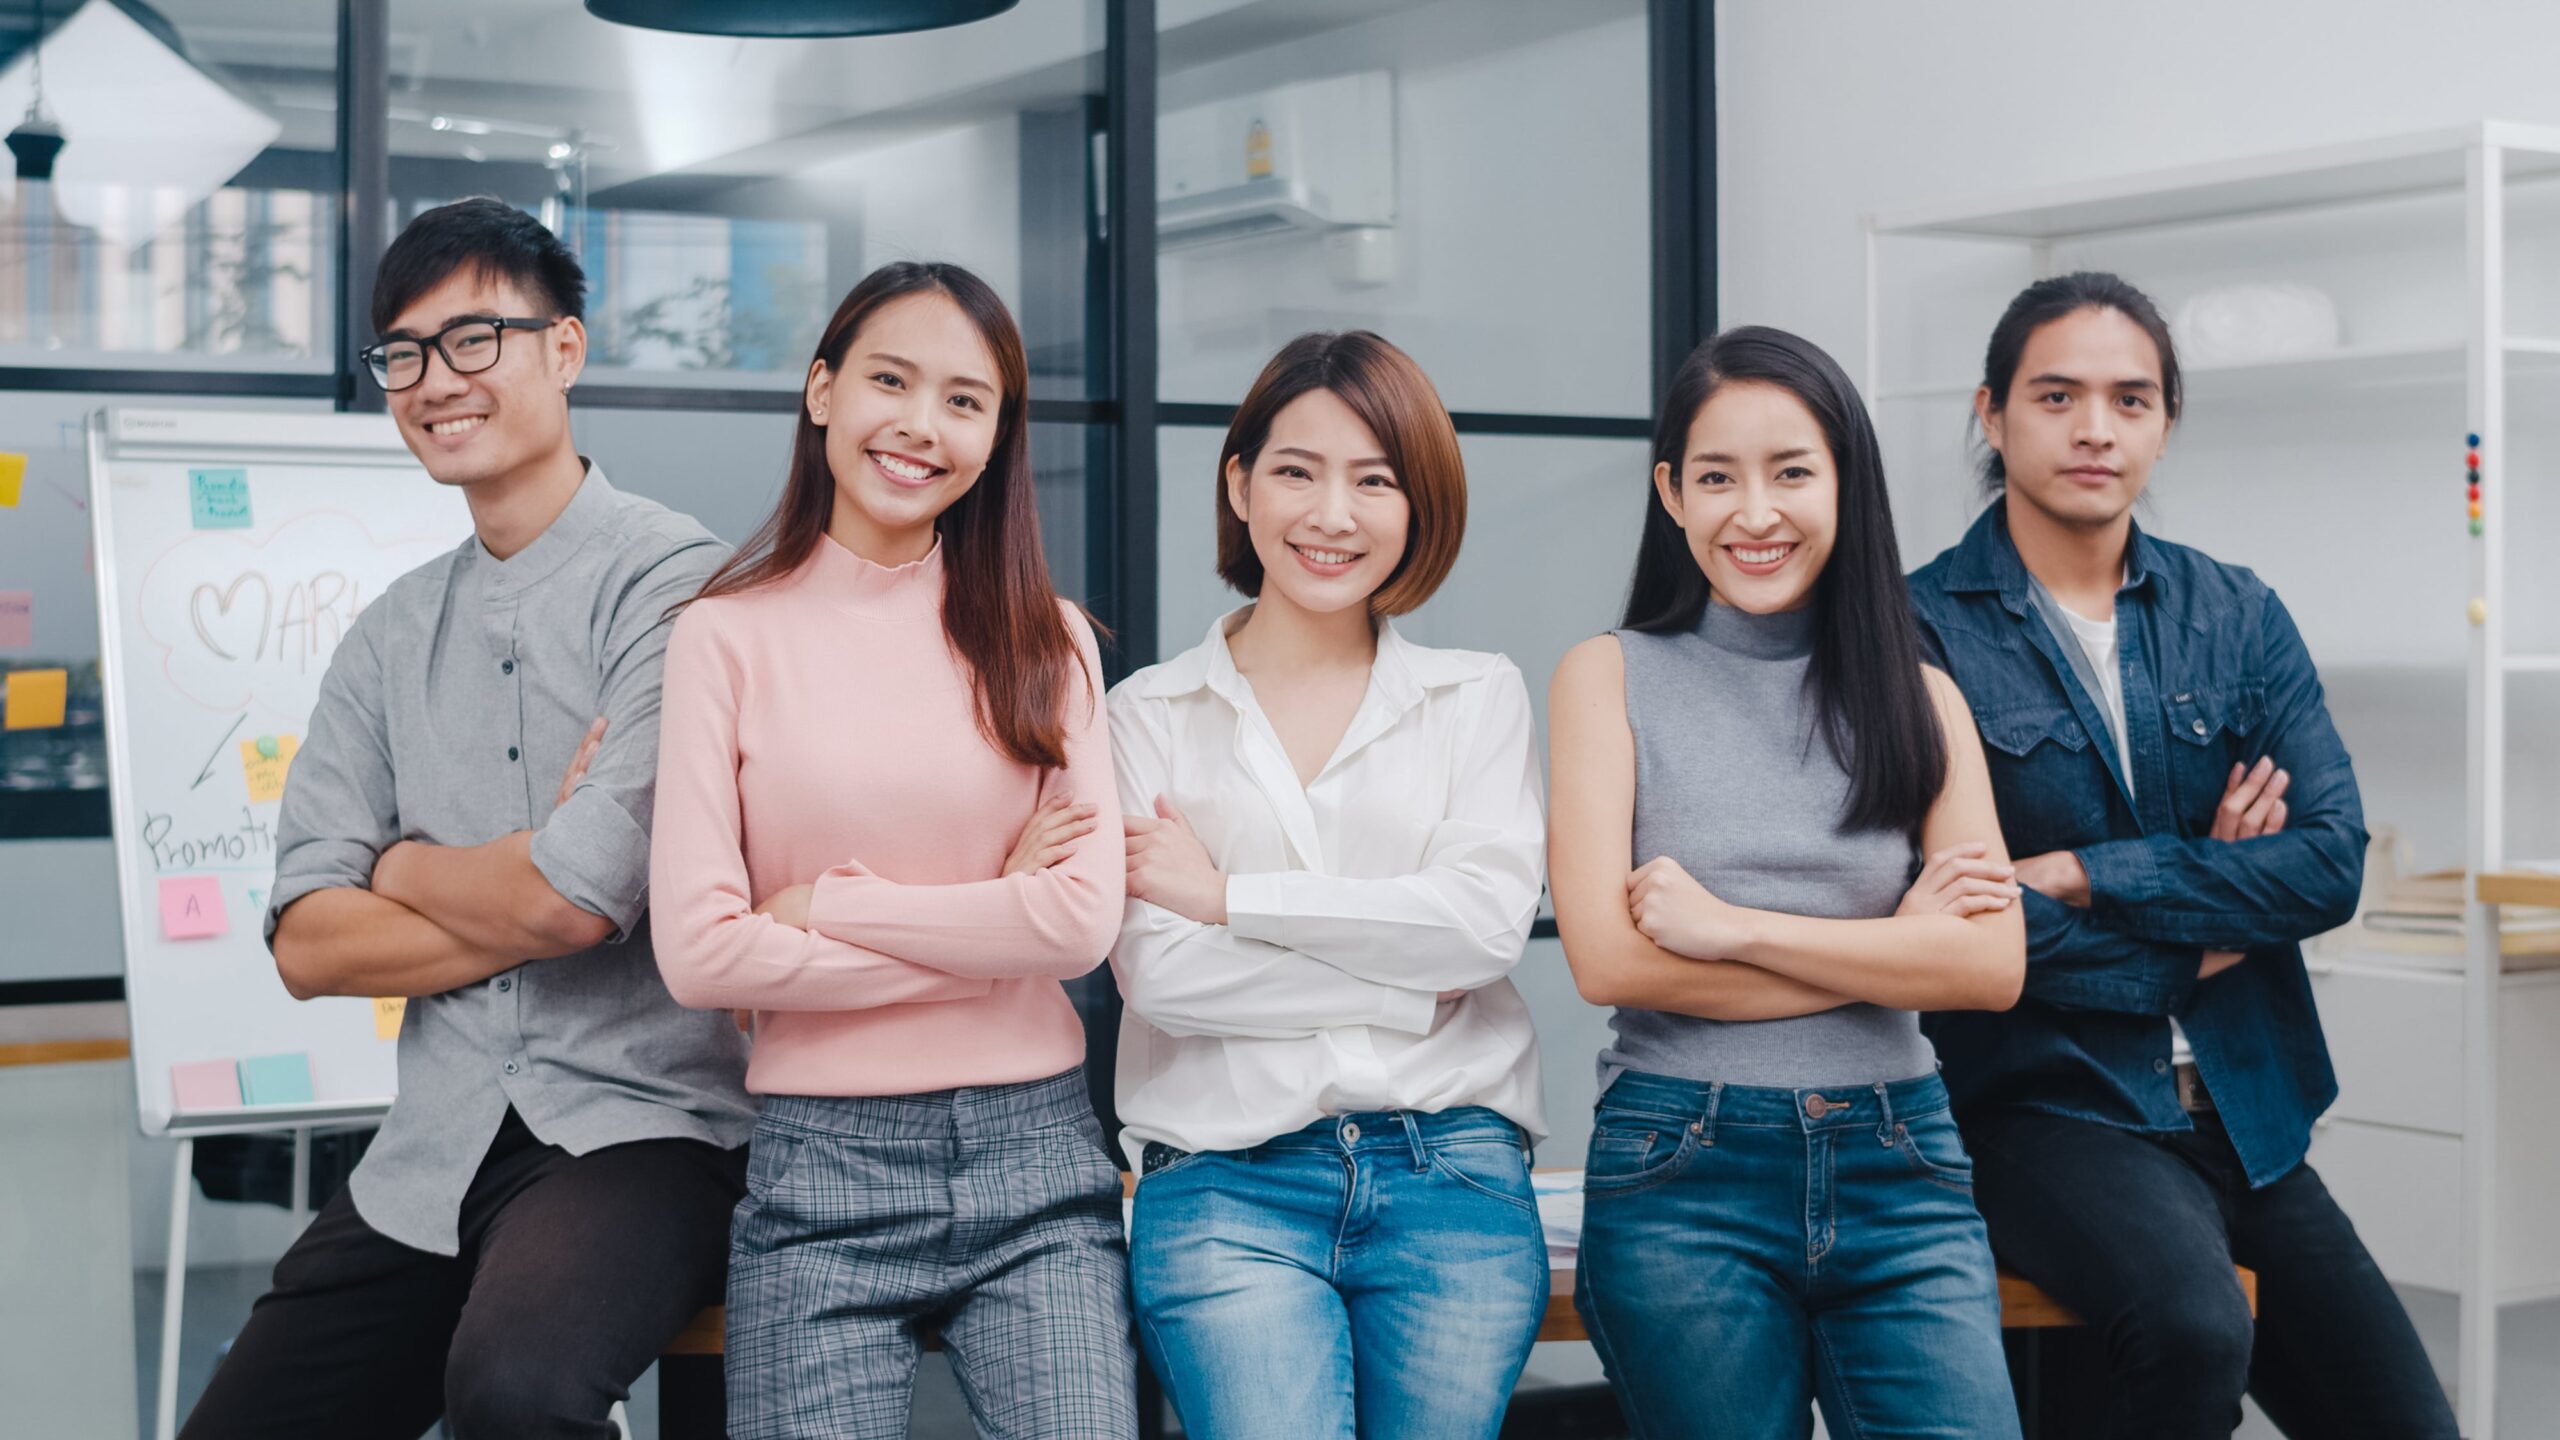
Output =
[
  {"x1": 1976, "y1": 270, "x2": 2182, "y2": 493},
  {"x1": 686, "y1": 261, "x2": 1093, "y2": 769},
  {"x1": 1622, "y1": 326, "x2": 1944, "y2": 835}
]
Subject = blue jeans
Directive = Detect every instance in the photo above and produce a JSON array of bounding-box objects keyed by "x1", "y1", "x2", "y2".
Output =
[
  {"x1": 1129, "y1": 1107, "x2": 1548, "y2": 1440},
  {"x1": 1575, "y1": 1070, "x2": 2019, "y2": 1440}
]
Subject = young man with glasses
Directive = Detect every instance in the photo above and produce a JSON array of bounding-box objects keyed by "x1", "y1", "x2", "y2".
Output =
[{"x1": 181, "y1": 198, "x2": 752, "y2": 1440}]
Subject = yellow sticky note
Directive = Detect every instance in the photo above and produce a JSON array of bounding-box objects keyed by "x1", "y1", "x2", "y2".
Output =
[
  {"x1": 239, "y1": 733, "x2": 301, "y2": 803},
  {"x1": 371, "y1": 996, "x2": 407, "y2": 1040},
  {"x1": 4, "y1": 668, "x2": 66, "y2": 730},
  {"x1": 0, "y1": 452, "x2": 23, "y2": 508}
]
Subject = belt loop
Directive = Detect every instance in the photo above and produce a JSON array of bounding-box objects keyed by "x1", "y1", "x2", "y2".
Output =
[
  {"x1": 1400, "y1": 1111, "x2": 1427, "y2": 1172},
  {"x1": 1874, "y1": 1080, "x2": 1896, "y2": 1147},
  {"x1": 1698, "y1": 1082, "x2": 1723, "y2": 1148}
]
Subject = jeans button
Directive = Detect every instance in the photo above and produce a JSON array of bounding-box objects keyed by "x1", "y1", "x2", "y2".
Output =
[
  {"x1": 2154, "y1": 1057, "x2": 2171, "y2": 1074},
  {"x1": 1341, "y1": 1120, "x2": 1361, "y2": 1144},
  {"x1": 1803, "y1": 1095, "x2": 1830, "y2": 1119},
  {"x1": 496, "y1": 977, "x2": 512, "y2": 992},
  {"x1": 503, "y1": 1060, "x2": 518, "y2": 1076}
]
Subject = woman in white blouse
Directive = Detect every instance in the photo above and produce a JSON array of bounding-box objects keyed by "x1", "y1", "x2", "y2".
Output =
[{"x1": 1108, "y1": 331, "x2": 1549, "y2": 1440}]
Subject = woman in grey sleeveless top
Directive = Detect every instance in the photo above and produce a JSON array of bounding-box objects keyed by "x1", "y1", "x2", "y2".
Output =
[{"x1": 1548, "y1": 327, "x2": 2027, "y2": 1439}]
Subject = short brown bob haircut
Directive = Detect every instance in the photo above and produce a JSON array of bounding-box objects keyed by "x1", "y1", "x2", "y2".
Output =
[{"x1": 1215, "y1": 330, "x2": 1467, "y2": 617}]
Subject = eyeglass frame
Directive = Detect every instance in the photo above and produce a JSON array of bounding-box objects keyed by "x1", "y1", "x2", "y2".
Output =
[{"x1": 360, "y1": 315, "x2": 562, "y2": 393}]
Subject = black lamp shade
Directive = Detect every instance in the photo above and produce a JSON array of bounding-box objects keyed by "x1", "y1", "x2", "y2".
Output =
[
  {"x1": 7, "y1": 123, "x2": 62, "y2": 181},
  {"x1": 583, "y1": 0, "x2": 1018, "y2": 37}
]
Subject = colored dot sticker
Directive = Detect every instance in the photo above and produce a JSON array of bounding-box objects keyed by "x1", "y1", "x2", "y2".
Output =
[
  {"x1": 255, "y1": 735, "x2": 280, "y2": 760},
  {"x1": 2467, "y1": 451, "x2": 2481, "y2": 468},
  {"x1": 2470, "y1": 502, "x2": 2484, "y2": 520},
  {"x1": 2471, "y1": 519, "x2": 2485, "y2": 537},
  {"x1": 2468, "y1": 433, "x2": 2481, "y2": 448}
]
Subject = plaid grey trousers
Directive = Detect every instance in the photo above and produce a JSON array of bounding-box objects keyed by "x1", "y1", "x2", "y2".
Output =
[{"x1": 724, "y1": 1069, "x2": 1138, "y2": 1439}]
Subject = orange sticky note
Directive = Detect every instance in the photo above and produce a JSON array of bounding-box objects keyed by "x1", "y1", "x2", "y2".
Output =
[
  {"x1": 0, "y1": 452, "x2": 23, "y2": 508},
  {"x1": 3, "y1": 667, "x2": 66, "y2": 729},
  {"x1": 372, "y1": 996, "x2": 406, "y2": 1040},
  {"x1": 159, "y1": 875, "x2": 228, "y2": 940},
  {"x1": 239, "y1": 734, "x2": 300, "y2": 804}
]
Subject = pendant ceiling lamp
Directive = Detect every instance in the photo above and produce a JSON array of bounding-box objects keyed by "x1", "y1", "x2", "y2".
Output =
[
  {"x1": 583, "y1": 0, "x2": 1018, "y2": 38},
  {"x1": 7, "y1": 0, "x2": 63, "y2": 181}
]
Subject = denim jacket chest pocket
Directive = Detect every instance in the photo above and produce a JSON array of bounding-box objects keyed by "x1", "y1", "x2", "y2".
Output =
[
  {"x1": 2163, "y1": 682, "x2": 2267, "y2": 834},
  {"x1": 1974, "y1": 704, "x2": 2112, "y2": 852}
]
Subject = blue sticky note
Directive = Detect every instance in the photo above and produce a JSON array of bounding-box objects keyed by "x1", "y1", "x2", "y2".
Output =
[
  {"x1": 189, "y1": 468, "x2": 253, "y2": 529},
  {"x1": 237, "y1": 1052, "x2": 315, "y2": 1105}
]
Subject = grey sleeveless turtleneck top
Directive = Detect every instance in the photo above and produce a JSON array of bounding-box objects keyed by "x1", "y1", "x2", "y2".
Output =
[{"x1": 1597, "y1": 600, "x2": 1937, "y2": 1090}]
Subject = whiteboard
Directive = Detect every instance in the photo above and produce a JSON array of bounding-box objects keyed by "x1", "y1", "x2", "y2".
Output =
[{"x1": 89, "y1": 407, "x2": 472, "y2": 1137}]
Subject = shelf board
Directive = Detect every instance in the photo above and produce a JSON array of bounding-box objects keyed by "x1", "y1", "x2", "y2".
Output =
[
  {"x1": 2503, "y1": 656, "x2": 2560, "y2": 673},
  {"x1": 2480, "y1": 871, "x2": 2560, "y2": 908},
  {"x1": 1869, "y1": 121, "x2": 2560, "y2": 240},
  {"x1": 1876, "y1": 338, "x2": 2560, "y2": 404}
]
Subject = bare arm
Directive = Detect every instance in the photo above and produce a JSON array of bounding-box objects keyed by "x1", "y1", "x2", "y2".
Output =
[
  {"x1": 272, "y1": 887, "x2": 517, "y2": 1000},
  {"x1": 1546, "y1": 636, "x2": 1854, "y2": 1021},
  {"x1": 1648, "y1": 668, "x2": 2024, "y2": 1012}
]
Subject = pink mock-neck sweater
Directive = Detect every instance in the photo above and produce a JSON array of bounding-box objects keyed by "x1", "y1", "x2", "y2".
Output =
[{"x1": 649, "y1": 536, "x2": 1122, "y2": 1097}]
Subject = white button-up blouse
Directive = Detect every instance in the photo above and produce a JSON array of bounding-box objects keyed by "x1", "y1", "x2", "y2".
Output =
[{"x1": 1107, "y1": 605, "x2": 1549, "y2": 1167}]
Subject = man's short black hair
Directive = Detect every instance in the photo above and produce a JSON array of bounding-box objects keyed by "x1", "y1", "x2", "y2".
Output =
[{"x1": 370, "y1": 197, "x2": 587, "y2": 335}]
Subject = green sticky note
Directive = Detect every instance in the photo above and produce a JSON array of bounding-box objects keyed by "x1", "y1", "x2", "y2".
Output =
[
  {"x1": 237, "y1": 1052, "x2": 315, "y2": 1106},
  {"x1": 189, "y1": 468, "x2": 253, "y2": 529}
]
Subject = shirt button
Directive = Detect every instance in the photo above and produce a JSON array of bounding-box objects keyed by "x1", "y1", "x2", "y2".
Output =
[
  {"x1": 2154, "y1": 1058, "x2": 2171, "y2": 1074},
  {"x1": 501, "y1": 659, "x2": 515, "y2": 675},
  {"x1": 1340, "y1": 1121, "x2": 1361, "y2": 1144},
  {"x1": 507, "y1": 746, "x2": 520, "y2": 761},
  {"x1": 496, "y1": 977, "x2": 512, "y2": 992},
  {"x1": 2191, "y1": 719, "x2": 2210, "y2": 737},
  {"x1": 503, "y1": 1060, "x2": 519, "y2": 1076}
]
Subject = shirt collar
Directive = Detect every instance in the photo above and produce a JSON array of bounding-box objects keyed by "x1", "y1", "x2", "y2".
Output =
[
  {"x1": 1132, "y1": 602, "x2": 1494, "y2": 709},
  {"x1": 474, "y1": 459, "x2": 614, "y2": 594},
  {"x1": 1943, "y1": 501, "x2": 2159, "y2": 612}
]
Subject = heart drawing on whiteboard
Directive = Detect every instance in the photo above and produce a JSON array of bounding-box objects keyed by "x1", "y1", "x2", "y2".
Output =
[
  {"x1": 189, "y1": 572, "x2": 273, "y2": 662},
  {"x1": 136, "y1": 510, "x2": 454, "y2": 713}
]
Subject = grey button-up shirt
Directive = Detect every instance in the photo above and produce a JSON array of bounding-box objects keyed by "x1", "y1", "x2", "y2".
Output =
[{"x1": 266, "y1": 463, "x2": 753, "y2": 1255}]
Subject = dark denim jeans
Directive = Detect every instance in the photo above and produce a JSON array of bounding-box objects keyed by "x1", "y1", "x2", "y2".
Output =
[
  {"x1": 1966, "y1": 1106, "x2": 2458, "y2": 1440},
  {"x1": 1574, "y1": 1069, "x2": 2019, "y2": 1440},
  {"x1": 1129, "y1": 1106, "x2": 1548, "y2": 1440}
]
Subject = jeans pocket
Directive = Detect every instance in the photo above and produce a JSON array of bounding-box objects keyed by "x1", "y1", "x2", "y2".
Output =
[
  {"x1": 1582, "y1": 1114, "x2": 1700, "y2": 1196},
  {"x1": 1426, "y1": 1138, "x2": 1539, "y2": 1215},
  {"x1": 1891, "y1": 1114, "x2": 1976, "y2": 1193}
]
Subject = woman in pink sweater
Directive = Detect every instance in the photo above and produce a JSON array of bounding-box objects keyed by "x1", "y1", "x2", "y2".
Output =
[{"x1": 650, "y1": 261, "x2": 1133, "y2": 1438}]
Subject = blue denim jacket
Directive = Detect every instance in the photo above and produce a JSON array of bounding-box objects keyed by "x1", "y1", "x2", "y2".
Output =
[{"x1": 1907, "y1": 505, "x2": 2364, "y2": 1187}]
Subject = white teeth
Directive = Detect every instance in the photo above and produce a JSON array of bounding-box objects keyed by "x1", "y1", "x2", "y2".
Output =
[
  {"x1": 1296, "y1": 546, "x2": 1358, "y2": 565},
  {"x1": 428, "y1": 417, "x2": 484, "y2": 436},
  {"x1": 1733, "y1": 545, "x2": 1791, "y2": 564},
  {"x1": 873, "y1": 452, "x2": 935, "y2": 481}
]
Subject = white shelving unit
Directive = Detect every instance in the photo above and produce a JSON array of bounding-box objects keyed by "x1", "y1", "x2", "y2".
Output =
[{"x1": 1863, "y1": 120, "x2": 2560, "y2": 1438}]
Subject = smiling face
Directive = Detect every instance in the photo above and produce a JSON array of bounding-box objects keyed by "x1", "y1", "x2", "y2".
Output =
[
  {"x1": 381, "y1": 267, "x2": 581, "y2": 491},
  {"x1": 1654, "y1": 379, "x2": 1839, "y2": 615},
  {"x1": 1225, "y1": 388, "x2": 1411, "y2": 619},
  {"x1": 1978, "y1": 305, "x2": 2171, "y2": 532},
  {"x1": 805, "y1": 289, "x2": 1003, "y2": 562}
]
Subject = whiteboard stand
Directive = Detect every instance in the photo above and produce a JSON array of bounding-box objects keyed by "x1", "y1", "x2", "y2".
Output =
[{"x1": 152, "y1": 1107, "x2": 387, "y2": 1440}]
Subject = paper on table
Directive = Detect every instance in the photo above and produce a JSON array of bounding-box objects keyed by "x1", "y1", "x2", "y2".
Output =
[
  {"x1": 239, "y1": 734, "x2": 300, "y2": 804},
  {"x1": 3, "y1": 667, "x2": 65, "y2": 729},
  {"x1": 158, "y1": 876, "x2": 228, "y2": 940},
  {"x1": 0, "y1": 590, "x2": 29, "y2": 650}
]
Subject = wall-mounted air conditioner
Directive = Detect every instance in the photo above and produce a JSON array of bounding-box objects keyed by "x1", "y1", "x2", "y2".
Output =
[{"x1": 1156, "y1": 70, "x2": 1395, "y2": 249}]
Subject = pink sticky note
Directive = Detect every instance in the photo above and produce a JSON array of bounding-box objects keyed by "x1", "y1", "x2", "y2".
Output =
[
  {"x1": 171, "y1": 1058, "x2": 242, "y2": 1111},
  {"x1": 0, "y1": 591, "x2": 28, "y2": 650},
  {"x1": 158, "y1": 876, "x2": 228, "y2": 940}
]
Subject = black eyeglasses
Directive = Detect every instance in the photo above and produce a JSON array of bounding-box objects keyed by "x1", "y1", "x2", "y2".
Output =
[{"x1": 361, "y1": 315, "x2": 558, "y2": 392}]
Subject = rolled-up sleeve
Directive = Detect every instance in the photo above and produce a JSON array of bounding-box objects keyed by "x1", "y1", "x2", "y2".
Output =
[
  {"x1": 266, "y1": 613, "x2": 398, "y2": 944},
  {"x1": 529, "y1": 532, "x2": 726, "y2": 941}
]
